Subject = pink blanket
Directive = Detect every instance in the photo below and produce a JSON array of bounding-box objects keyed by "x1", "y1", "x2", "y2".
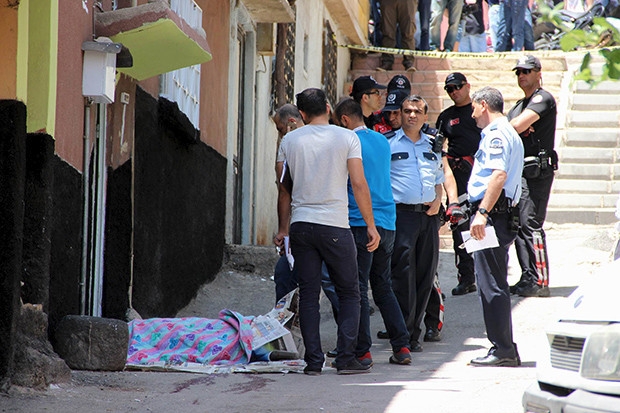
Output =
[{"x1": 127, "y1": 310, "x2": 255, "y2": 366}]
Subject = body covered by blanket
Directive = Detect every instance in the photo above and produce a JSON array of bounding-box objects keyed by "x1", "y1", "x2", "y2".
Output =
[{"x1": 127, "y1": 310, "x2": 254, "y2": 366}]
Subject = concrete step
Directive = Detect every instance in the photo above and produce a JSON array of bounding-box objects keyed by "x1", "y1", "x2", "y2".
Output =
[
  {"x1": 563, "y1": 128, "x2": 620, "y2": 148},
  {"x1": 566, "y1": 111, "x2": 620, "y2": 128},
  {"x1": 545, "y1": 207, "x2": 618, "y2": 225},
  {"x1": 574, "y1": 79, "x2": 620, "y2": 94},
  {"x1": 350, "y1": 52, "x2": 568, "y2": 72},
  {"x1": 552, "y1": 178, "x2": 620, "y2": 194},
  {"x1": 557, "y1": 146, "x2": 620, "y2": 164},
  {"x1": 548, "y1": 192, "x2": 619, "y2": 208},
  {"x1": 571, "y1": 93, "x2": 620, "y2": 111},
  {"x1": 555, "y1": 162, "x2": 620, "y2": 180}
]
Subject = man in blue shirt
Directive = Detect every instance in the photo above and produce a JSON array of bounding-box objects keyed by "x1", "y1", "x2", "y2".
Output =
[
  {"x1": 334, "y1": 98, "x2": 412, "y2": 367},
  {"x1": 389, "y1": 95, "x2": 444, "y2": 353},
  {"x1": 468, "y1": 86, "x2": 524, "y2": 367}
]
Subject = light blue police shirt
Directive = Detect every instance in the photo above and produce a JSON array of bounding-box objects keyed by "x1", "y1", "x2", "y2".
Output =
[
  {"x1": 389, "y1": 129, "x2": 445, "y2": 205},
  {"x1": 467, "y1": 116, "x2": 524, "y2": 205}
]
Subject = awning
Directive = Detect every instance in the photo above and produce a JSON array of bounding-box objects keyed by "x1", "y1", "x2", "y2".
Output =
[
  {"x1": 95, "y1": 2, "x2": 212, "y2": 81},
  {"x1": 243, "y1": 0, "x2": 295, "y2": 23}
]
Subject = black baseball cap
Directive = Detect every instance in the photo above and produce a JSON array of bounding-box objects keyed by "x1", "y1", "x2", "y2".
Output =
[
  {"x1": 382, "y1": 89, "x2": 409, "y2": 112},
  {"x1": 350, "y1": 75, "x2": 387, "y2": 97},
  {"x1": 513, "y1": 55, "x2": 542, "y2": 71},
  {"x1": 445, "y1": 72, "x2": 467, "y2": 86},
  {"x1": 387, "y1": 74, "x2": 411, "y2": 93}
]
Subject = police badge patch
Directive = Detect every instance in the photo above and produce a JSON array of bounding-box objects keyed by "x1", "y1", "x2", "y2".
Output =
[{"x1": 489, "y1": 137, "x2": 504, "y2": 154}]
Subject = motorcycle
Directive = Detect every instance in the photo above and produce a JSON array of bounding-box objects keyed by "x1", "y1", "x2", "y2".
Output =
[{"x1": 534, "y1": 0, "x2": 610, "y2": 50}]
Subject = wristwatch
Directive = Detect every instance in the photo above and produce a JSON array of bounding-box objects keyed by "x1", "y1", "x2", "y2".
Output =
[{"x1": 478, "y1": 207, "x2": 489, "y2": 217}]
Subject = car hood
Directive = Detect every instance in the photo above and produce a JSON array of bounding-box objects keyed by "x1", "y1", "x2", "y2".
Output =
[{"x1": 559, "y1": 259, "x2": 620, "y2": 324}]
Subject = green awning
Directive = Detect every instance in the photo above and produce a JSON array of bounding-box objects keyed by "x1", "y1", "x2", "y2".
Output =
[{"x1": 95, "y1": 2, "x2": 212, "y2": 81}]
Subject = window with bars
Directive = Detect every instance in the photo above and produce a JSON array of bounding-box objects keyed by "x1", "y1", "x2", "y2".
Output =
[
  {"x1": 160, "y1": 0, "x2": 203, "y2": 129},
  {"x1": 322, "y1": 21, "x2": 337, "y2": 108},
  {"x1": 272, "y1": 19, "x2": 296, "y2": 113}
]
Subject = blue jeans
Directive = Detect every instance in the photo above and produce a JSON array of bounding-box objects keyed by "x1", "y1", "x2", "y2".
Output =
[
  {"x1": 501, "y1": 0, "x2": 526, "y2": 51},
  {"x1": 352, "y1": 226, "x2": 409, "y2": 355},
  {"x1": 417, "y1": 0, "x2": 432, "y2": 50},
  {"x1": 458, "y1": 31, "x2": 488, "y2": 52},
  {"x1": 524, "y1": 7, "x2": 535, "y2": 50},
  {"x1": 289, "y1": 222, "x2": 360, "y2": 369},
  {"x1": 430, "y1": 0, "x2": 464, "y2": 51},
  {"x1": 488, "y1": 3, "x2": 502, "y2": 51},
  {"x1": 274, "y1": 256, "x2": 340, "y2": 318}
]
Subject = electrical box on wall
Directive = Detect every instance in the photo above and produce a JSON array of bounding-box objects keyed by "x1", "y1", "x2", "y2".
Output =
[
  {"x1": 256, "y1": 23, "x2": 276, "y2": 55},
  {"x1": 82, "y1": 37, "x2": 122, "y2": 104}
]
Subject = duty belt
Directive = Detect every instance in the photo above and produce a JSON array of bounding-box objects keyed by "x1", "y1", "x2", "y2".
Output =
[
  {"x1": 469, "y1": 191, "x2": 512, "y2": 216},
  {"x1": 396, "y1": 203, "x2": 430, "y2": 213}
]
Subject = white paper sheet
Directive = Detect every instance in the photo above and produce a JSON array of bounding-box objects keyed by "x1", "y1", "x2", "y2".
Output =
[{"x1": 460, "y1": 226, "x2": 500, "y2": 253}]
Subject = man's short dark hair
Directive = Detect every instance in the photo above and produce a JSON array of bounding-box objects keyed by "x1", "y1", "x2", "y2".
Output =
[
  {"x1": 334, "y1": 98, "x2": 363, "y2": 123},
  {"x1": 296, "y1": 88, "x2": 328, "y2": 118},
  {"x1": 402, "y1": 94, "x2": 428, "y2": 114},
  {"x1": 472, "y1": 87, "x2": 504, "y2": 113}
]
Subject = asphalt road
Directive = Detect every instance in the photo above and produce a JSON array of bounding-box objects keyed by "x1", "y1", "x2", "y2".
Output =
[{"x1": 2, "y1": 223, "x2": 617, "y2": 413}]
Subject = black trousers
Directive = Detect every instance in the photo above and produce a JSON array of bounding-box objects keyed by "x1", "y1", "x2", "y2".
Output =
[
  {"x1": 515, "y1": 170, "x2": 554, "y2": 285},
  {"x1": 391, "y1": 209, "x2": 439, "y2": 344},
  {"x1": 473, "y1": 212, "x2": 518, "y2": 359}
]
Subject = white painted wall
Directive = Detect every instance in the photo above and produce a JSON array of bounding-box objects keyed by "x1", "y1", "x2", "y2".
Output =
[{"x1": 227, "y1": 0, "x2": 357, "y2": 246}]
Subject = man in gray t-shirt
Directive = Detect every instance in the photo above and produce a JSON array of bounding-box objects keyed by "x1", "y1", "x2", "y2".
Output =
[{"x1": 274, "y1": 88, "x2": 380, "y2": 376}]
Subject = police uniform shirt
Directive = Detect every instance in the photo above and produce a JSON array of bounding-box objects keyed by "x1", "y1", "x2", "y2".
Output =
[
  {"x1": 436, "y1": 103, "x2": 482, "y2": 158},
  {"x1": 507, "y1": 88, "x2": 557, "y2": 157},
  {"x1": 468, "y1": 116, "x2": 524, "y2": 205},
  {"x1": 389, "y1": 129, "x2": 445, "y2": 205}
]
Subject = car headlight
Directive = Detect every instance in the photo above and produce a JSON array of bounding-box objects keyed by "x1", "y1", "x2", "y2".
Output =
[{"x1": 581, "y1": 324, "x2": 620, "y2": 381}]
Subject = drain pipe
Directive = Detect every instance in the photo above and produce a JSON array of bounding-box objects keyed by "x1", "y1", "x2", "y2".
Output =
[{"x1": 80, "y1": 101, "x2": 93, "y2": 315}]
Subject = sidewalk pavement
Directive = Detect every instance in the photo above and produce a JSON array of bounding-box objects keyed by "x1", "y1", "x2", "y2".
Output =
[{"x1": 2, "y1": 223, "x2": 618, "y2": 413}]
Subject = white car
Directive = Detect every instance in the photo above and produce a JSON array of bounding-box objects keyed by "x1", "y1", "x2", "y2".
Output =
[{"x1": 523, "y1": 258, "x2": 620, "y2": 413}]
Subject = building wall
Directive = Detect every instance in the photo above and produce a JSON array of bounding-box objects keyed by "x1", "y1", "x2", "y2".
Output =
[
  {"x1": 240, "y1": 0, "x2": 355, "y2": 246},
  {"x1": 55, "y1": 0, "x2": 92, "y2": 171},
  {"x1": 200, "y1": 0, "x2": 230, "y2": 154},
  {"x1": 0, "y1": 4, "x2": 18, "y2": 99}
]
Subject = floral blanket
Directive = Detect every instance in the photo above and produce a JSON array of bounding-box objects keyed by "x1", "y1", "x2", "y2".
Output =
[{"x1": 127, "y1": 310, "x2": 255, "y2": 366}]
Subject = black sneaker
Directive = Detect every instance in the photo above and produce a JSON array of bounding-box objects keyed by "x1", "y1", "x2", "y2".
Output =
[
  {"x1": 389, "y1": 347, "x2": 412, "y2": 365},
  {"x1": 517, "y1": 283, "x2": 550, "y2": 298},
  {"x1": 303, "y1": 365, "x2": 322, "y2": 376},
  {"x1": 510, "y1": 280, "x2": 528, "y2": 294},
  {"x1": 424, "y1": 327, "x2": 442, "y2": 342},
  {"x1": 376, "y1": 330, "x2": 389, "y2": 339},
  {"x1": 451, "y1": 282, "x2": 477, "y2": 296},
  {"x1": 336, "y1": 358, "x2": 372, "y2": 375},
  {"x1": 326, "y1": 348, "x2": 338, "y2": 358}
]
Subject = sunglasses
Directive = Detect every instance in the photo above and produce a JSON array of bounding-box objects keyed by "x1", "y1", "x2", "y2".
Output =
[
  {"x1": 444, "y1": 84, "x2": 464, "y2": 93},
  {"x1": 365, "y1": 90, "x2": 382, "y2": 96},
  {"x1": 515, "y1": 69, "x2": 534, "y2": 76}
]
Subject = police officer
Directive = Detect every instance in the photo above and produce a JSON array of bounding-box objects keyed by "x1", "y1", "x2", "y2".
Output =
[
  {"x1": 389, "y1": 95, "x2": 445, "y2": 353},
  {"x1": 468, "y1": 87, "x2": 524, "y2": 367},
  {"x1": 507, "y1": 55, "x2": 557, "y2": 298},
  {"x1": 436, "y1": 72, "x2": 482, "y2": 297}
]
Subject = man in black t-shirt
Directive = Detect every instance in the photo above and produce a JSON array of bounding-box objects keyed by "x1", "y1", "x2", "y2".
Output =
[
  {"x1": 507, "y1": 55, "x2": 557, "y2": 298},
  {"x1": 436, "y1": 73, "x2": 482, "y2": 297},
  {"x1": 350, "y1": 76, "x2": 387, "y2": 129}
]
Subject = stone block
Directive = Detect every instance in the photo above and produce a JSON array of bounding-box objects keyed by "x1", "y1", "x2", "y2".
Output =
[{"x1": 54, "y1": 315, "x2": 128, "y2": 371}]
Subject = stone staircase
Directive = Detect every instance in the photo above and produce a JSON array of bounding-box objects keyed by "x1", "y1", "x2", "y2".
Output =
[{"x1": 347, "y1": 51, "x2": 620, "y2": 225}]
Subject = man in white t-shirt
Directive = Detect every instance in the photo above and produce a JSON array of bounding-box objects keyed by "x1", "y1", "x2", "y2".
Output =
[{"x1": 274, "y1": 88, "x2": 380, "y2": 376}]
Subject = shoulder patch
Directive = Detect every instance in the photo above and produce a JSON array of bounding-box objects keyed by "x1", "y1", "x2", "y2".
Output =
[
  {"x1": 489, "y1": 137, "x2": 504, "y2": 154},
  {"x1": 489, "y1": 137, "x2": 503, "y2": 148},
  {"x1": 532, "y1": 94, "x2": 543, "y2": 104}
]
